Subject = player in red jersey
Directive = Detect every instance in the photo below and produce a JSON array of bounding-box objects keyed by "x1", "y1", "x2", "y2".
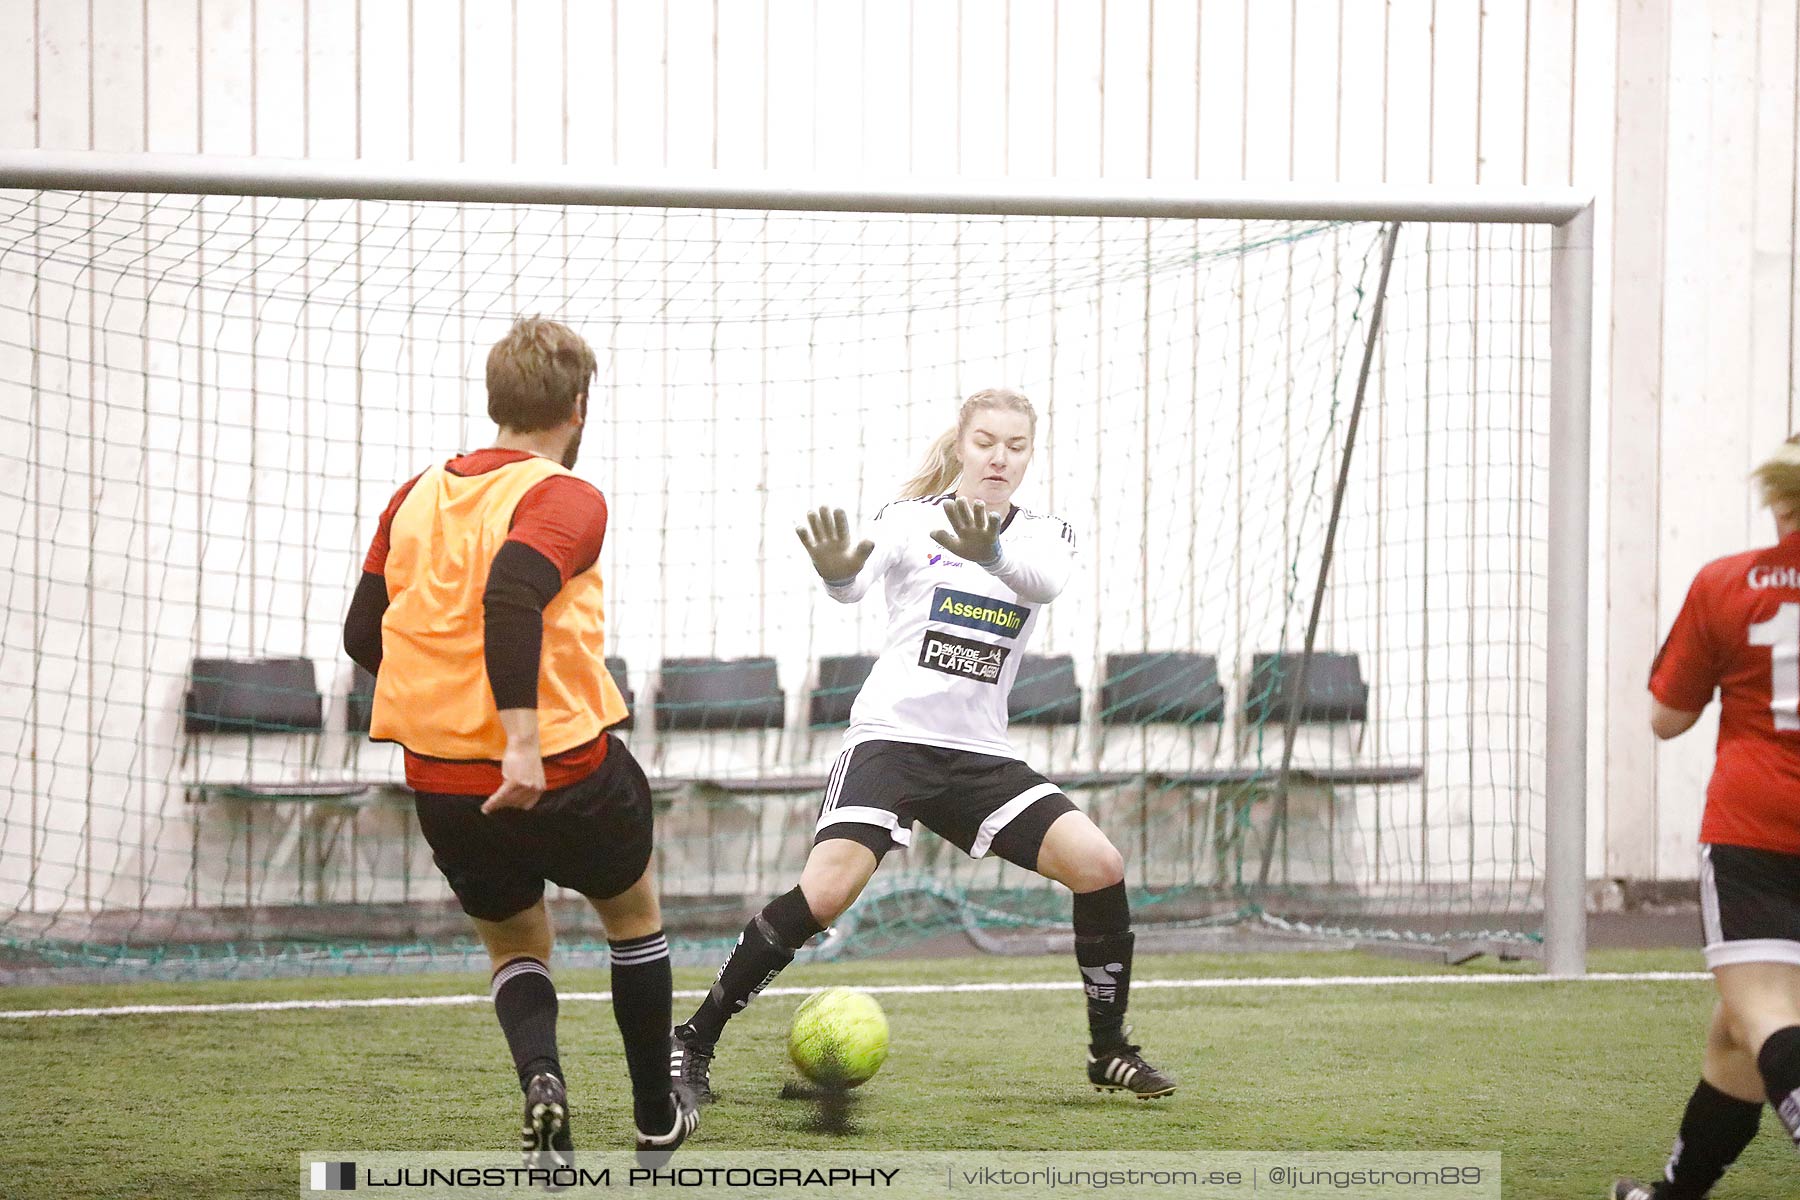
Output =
[
  {"x1": 1616, "y1": 437, "x2": 1800, "y2": 1200},
  {"x1": 343, "y1": 317, "x2": 695, "y2": 1165}
]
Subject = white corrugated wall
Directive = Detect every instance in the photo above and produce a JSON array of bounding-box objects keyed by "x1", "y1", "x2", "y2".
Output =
[{"x1": 0, "y1": 0, "x2": 1793, "y2": 887}]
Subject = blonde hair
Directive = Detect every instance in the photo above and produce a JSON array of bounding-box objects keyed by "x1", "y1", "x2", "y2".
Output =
[
  {"x1": 1754, "y1": 434, "x2": 1800, "y2": 518},
  {"x1": 486, "y1": 316, "x2": 597, "y2": 433},
  {"x1": 898, "y1": 387, "x2": 1037, "y2": 500}
]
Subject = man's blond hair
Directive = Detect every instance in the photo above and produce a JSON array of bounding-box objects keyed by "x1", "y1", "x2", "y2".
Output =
[
  {"x1": 1754, "y1": 433, "x2": 1800, "y2": 519},
  {"x1": 486, "y1": 316, "x2": 597, "y2": 433}
]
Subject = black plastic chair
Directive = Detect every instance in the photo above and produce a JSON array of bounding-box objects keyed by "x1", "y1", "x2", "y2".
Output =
[
  {"x1": 183, "y1": 657, "x2": 376, "y2": 901},
  {"x1": 1241, "y1": 651, "x2": 1371, "y2": 753},
  {"x1": 184, "y1": 657, "x2": 324, "y2": 733},
  {"x1": 1244, "y1": 652, "x2": 1369, "y2": 724},
  {"x1": 1232, "y1": 653, "x2": 1408, "y2": 889},
  {"x1": 345, "y1": 664, "x2": 377, "y2": 735},
  {"x1": 1008, "y1": 654, "x2": 1082, "y2": 726},
  {"x1": 606, "y1": 655, "x2": 636, "y2": 731},
  {"x1": 809, "y1": 654, "x2": 876, "y2": 729},
  {"x1": 654, "y1": 657, "x2": 786, "y2": 731},
  {"x1": 1100, "y1": 652, "x2": 1226, "y2": 725}
]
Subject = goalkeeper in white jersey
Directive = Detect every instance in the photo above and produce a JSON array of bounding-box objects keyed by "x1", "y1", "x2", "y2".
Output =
[{"x1": 670, "y1": 387, "x2": 1175, "y2": 1104}]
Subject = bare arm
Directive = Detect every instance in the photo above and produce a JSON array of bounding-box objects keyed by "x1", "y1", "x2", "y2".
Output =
[{"x1": 1650, "y1": 698, "x2": 1703, "y2": 741}]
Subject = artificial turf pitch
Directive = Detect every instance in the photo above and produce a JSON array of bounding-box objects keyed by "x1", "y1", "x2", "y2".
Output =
[{"x1": 0, "y1": 947, "x2": 1790, "y2": 1198}]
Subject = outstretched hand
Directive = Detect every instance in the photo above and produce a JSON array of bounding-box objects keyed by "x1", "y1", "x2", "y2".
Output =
[
  {"x1": 929, "y1": 497, "x2": 1002, "y2": 565},
  {"x1": 796, "y1": 505, "x2": 876, "y2": 583}
]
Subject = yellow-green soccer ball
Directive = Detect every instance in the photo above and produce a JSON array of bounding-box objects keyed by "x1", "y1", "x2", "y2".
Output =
[{"x1": 787, "y1": 986, "x2": 889, "y2": 1088}]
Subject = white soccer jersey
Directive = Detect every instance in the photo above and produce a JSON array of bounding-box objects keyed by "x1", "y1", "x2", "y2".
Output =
[{"x1": 824, "y1": 492, "x2": 1077, "y2": 757}]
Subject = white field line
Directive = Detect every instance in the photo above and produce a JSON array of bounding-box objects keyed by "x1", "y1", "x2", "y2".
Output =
[{"x1": 0, "y1": 970, "x2": 1711, "y2": 1021}]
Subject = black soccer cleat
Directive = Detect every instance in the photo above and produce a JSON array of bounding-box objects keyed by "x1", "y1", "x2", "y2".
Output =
[
  {"x1": 634, "y1": 1088, "x2": 699, "y2": 1167},
  {"x1": 1087, "y1": 1041, "x2": 1176, "y2": 1099},
  {"x1": 520, "y1": 1072, "x2": 575, "y2": 1181},
  {"x1": 670, "y1": 1024, "x2": 717, "y2": 1105},
  {"x1": 1611, "y1": 1180, "x2": 1657, "y2": 1200}
]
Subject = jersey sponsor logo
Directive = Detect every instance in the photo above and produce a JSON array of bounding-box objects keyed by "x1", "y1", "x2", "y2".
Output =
[
  {"x1": 930, "y1": 586, "x2": 1029, "y2": 638},
  {"x1": 926, "y1": 552, "x2": 964, "y2": 568},
  {"x1": 918, "y1": 629, "x2": 1011, "y2": 684},
  {"x1": 1748, "y1": 566, "x2": 1800, "y2": 590}
]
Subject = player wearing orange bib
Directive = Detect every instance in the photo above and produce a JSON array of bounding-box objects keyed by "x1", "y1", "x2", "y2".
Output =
[
  {"x1": 343, "y1": 317, "x2": 696, "y2": 1164},
  {"x1": 1616, "y1": 437, "x2": 1800, "y2": 1199}
]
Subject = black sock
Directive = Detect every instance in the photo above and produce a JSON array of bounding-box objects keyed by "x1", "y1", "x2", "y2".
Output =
[
  {"x1": 762, "y1": 885, "x2": 827, "y2": 947},
  {"x1": 492, "y1": 956, "x2": 561, "y2": 1091},
  {"x1": 1758, "y1": 1025, "x2": 1800, "y2": 1145},
  {"x1": 609, "y1": 931, "x2": 676, "y2": 1131},
  {"x1": 1073, "y1": 881, "x2": 1130, "y2": 934},
  {"x1": 1072, "y1": 882, "x2": 1133, "y2": 1052},
  {"x1": 684, "y1": 887, "x2": 822, "y2": 1046},
  {"x1": 1657, "y1": 1078, "x2": 1763, "y2": 1198}
]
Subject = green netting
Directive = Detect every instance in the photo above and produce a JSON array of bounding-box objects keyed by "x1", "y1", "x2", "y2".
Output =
[{"x1": 0, "y1": 189, "x2": 1551, "y2": 980}]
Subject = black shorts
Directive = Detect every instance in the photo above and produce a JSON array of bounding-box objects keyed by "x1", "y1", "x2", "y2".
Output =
[
  {"x1": 413, "y1": 733, "x2": 655, "y2": 922},
  {"x1": 1701, "y1": 843, "x2": 1800, "y2": 969},
  {"x1": 813, "y1": 739, "x2": 1078, "y2": 871}
]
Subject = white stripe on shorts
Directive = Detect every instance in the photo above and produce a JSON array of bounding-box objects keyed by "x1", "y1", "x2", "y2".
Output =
[
  {"x1": 969, "y1": 782, "x2": 1063, "y2": 859},
  {"x1": 1705, "y1": 938, "x2": 1800, "y2": 969},
  {"x1": 822, "y1": 749, "x2": 852, "y2": 814},
  {"x1": 816, "y1": 804, "x2": 914, "y2": 848},
  {"x1": 1700, "y1": 844, "x2": 1724, "y2": 948},
  {"x1": 1697, "y1": 844, "x2": 1800, "y2": 969}
]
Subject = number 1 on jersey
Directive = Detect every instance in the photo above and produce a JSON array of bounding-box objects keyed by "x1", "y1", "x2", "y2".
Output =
[{"x1": 1750, "y1": 601, "x2": 1800, "y2": 731}]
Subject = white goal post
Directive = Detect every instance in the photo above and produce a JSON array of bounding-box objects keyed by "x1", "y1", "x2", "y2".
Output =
[{"x1": 0, "y1": 151, "x2": 1594, "y2": 977}]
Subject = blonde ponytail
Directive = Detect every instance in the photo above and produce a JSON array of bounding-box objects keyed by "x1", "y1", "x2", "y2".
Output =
[
  {"x1": 897, "y1": 387, "x2": 1038, "y2": 500},
  {"x1": 1754, "y1": 435, "x2": 1800, "y2": 517},
  {"x1": 898, "y1": 426, "x2": 963, "y2": 500}
]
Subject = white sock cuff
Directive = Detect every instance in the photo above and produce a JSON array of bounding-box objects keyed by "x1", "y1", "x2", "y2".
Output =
[
  {"x1": 490, "y1": 956, "x2": 552, "y2": 998},
  {"x1": 609, "y1": 933, "x2": 670, "y2": 967}
]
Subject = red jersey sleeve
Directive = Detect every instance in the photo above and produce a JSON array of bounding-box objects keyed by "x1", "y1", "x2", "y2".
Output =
[
  {"x1": 1649, "y1": 570, "x2": 1721, "y2": 712},
  {"x1": 508, "y1": 475, "x2": 608, "y2": 582},
  {"x1": 362, "y1": 473, "x2": 424, "y2": 574}
]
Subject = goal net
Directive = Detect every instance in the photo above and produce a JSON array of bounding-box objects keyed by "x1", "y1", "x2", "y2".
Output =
[{"x1": 0, "y1": 167, "x2": 1580, "y2": 979}]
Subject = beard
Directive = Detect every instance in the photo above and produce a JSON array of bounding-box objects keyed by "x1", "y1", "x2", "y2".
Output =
[{"x1": 560, "y1": 422, "x2": 584, "y2": 469}]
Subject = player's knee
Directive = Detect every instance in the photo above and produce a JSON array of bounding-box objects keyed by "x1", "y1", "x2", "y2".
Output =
[
  {"x1": 799, "y1": 837, "x2": 878, "y2": 925},
  {"x1": 588, "y1": 869, "x2": 662, "y2": 939},
  {"x1": 1064, "y1": 844, "x2": 1125, "y2": 893},
  {"x1": 800, "y1": 877, "x2": 858, "y2": 926},
  {"x1": 598, "y1": 907, "x2": 661, "y2": 942},
  {"x1": 1708, "y1": 1006, "x2": 1743, "y2": 1052},
  {"x1": 1094, "y1": 844, "x2": 1127, "y2": 888},
  {"x1": 1725, "y1": 1000, "x2": 1800, "y2": 1055}
]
